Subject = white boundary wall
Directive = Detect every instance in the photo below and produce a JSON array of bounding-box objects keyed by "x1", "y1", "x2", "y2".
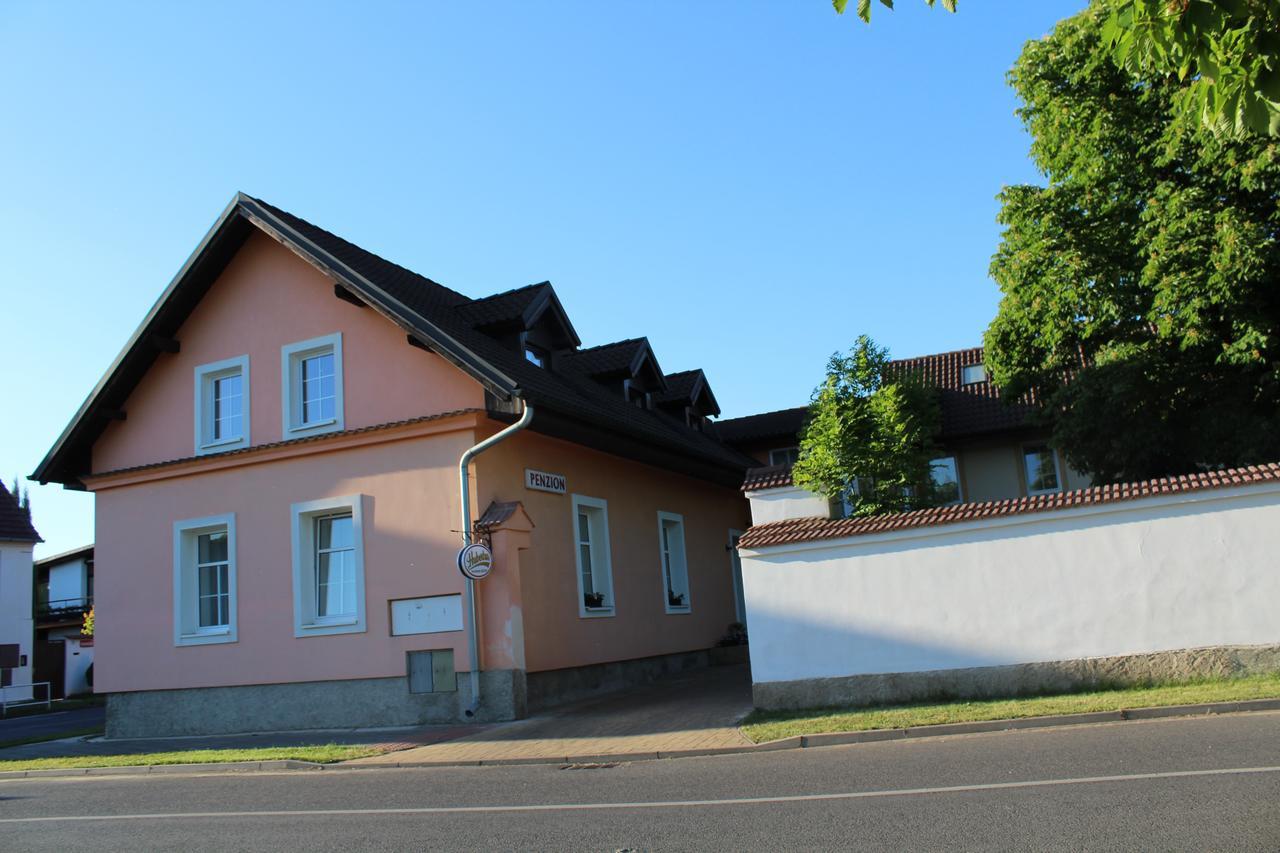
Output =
[{"x1": 740, "y1": 482, "x2": 1280, "y2": 688}]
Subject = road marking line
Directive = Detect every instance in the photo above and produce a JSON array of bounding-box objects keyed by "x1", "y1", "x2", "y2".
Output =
[{"x1": 2, "y1": 765, "x2": 1278, "y2": 824}]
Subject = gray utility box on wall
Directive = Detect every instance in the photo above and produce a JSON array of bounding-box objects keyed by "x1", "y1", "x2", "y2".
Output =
[{"x1": 407, "y1": 649, "x2": 457, "y2": 694}]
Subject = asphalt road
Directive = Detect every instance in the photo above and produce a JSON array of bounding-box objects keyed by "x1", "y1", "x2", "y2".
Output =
[
  {"x1": 0, "y1": 707, "x2": 104, "y2": 746},
  {"x1": 1, "y1": 711, "x2": 1277, "y2": 851}
]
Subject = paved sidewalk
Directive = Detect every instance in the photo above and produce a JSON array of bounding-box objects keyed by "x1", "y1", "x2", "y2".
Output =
[
  {"x1": 349, "y1": 663, "x2": 754, "y2": 765},
  {"x1": 0, "y1": 706, "x2": 105, "y2": 746}
]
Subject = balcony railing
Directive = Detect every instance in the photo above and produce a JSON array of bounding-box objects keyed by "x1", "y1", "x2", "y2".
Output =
[{"x1": 36, "y1": 596, "x2": 92, "y2": 620}]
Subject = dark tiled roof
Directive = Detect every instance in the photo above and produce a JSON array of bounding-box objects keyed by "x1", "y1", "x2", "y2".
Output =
[
  {"x1": 37, "y1": 195, "x2": 756, "y2": 486},
  {"x1": 452, "y1": 283, "x2": 548, "y2": 328},
  {"x1": 889, "y1": 346, "x2": 1036, "y2": 439},
  {"x1": 0, "y1": 482, "x2": 40, "y2": 542},
  {"x1": 742, "y1": 465, "x2": 795, "y2": 491},
  {"x1": 563, "y1": 338, "x2": 657, "y2": 378},
  {"x1": 653, "y1": 370, "x2": 700, "y2": 403},
  {"x1": 717, "y1": 407, "x2": 809, "y2": 443},
  {"x1": 738, "y1": 462, "x2": 1280, "y2": 549}
]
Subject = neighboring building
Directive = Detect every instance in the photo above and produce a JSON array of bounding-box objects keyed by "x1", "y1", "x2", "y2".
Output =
[
  {"x1": 34, "y1": 194, "x2": 756, "y2": 736},
  {"x1": 720, "y1": 347, "x2": 1091, "y2": 504},
  {"x1": 0, "y1": 483, "x2": 40, "y2": 699},
  {"x1": 33, "y1": 545, "x2": 94, "y2": 698}
]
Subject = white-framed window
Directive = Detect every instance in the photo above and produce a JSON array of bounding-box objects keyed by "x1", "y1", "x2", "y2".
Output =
[
  {"x1": 571, "y1": 494, "x2": 615, "y2": 617},
  {"x1": 657, "y1": 511, "x2": 691, "y2": 614},
  {"x1": 194, "y1": 356, "x2": 250, "y2": 454},
  {"x1": 291, "y1": 494, "x2": 366, "y2": 636},
  {"x1": 769, "y1": 447, "x2": 800, "y2": 467},
  {"x1": 961, "y1": 363, "x2": 987, "y2": 385},
  {"x1": 1023, "y1": 444, "x2": 1062, "y2": 495},
  {"x1": 930, "y1": 456, "x2": 962, "y2": 504},
  {"x1": 173, "y1": 514, "x2": 238, "y2": 646},
  {"x1": 281, "y1": 333, "x2": 344, "y2": 438}
]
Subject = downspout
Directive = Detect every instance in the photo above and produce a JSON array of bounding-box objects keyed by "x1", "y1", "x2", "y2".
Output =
[{"x1": 458, "y1": 399, "x2": 534, "y2": 716}]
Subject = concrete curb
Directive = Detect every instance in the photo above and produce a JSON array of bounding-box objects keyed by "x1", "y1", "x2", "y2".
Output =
[{"x1": 2, "y1": 697, "x2": 1277, "y2": 780}]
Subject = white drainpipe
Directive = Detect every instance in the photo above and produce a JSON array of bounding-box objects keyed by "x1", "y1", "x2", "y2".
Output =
[{"x1": 458, "y1": 400, "x2": 533, "y2": 716}]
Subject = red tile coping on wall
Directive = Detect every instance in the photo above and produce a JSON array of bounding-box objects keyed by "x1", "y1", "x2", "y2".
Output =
[
  {"x1": 742, "y1": 464, "x2": 795, "y2": 492},
  {"x1": 737, "y1": 462, "x2": 1280, "y2": 549}
]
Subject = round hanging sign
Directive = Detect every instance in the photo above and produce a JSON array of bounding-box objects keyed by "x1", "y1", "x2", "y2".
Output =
[{"x1": 457, "y1": 542, "x2": 494, "y2": 580}]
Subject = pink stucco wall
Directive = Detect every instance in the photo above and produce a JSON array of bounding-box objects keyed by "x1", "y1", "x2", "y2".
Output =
[
  {"x1": 475, "y1": 429, "x2": 752, "y2": 674},
  {"x1": 93, "y1": 230, "x2": 485, "y2": 473},
  {"x1": 93, "y1": 423, "x2": 481, "y2": 693}
]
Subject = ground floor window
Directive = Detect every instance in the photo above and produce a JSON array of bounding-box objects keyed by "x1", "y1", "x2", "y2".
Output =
[
  {"x1": 572, "y1": 494, "x2": 614, "y2": 616},
  {"x1": 1023, "y1": 444, "x2": 1062, "y2": 495},
  {"x1": 930, "y1": 456, "x2": 962, "y2": 504},
  {"x1": 173, "y1": 514, "x2": 237, "y2": 646},
  {"x1": 291, "y1": 494, "x2": 367, "y2": 636},
  {"x1": 658, "y1": 511, "x2": 690, "y2": 613}
]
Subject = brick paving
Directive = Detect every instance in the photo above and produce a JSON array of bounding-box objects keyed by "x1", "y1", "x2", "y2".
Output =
[{"x1": 347, "y1": 664, "x2": 754, "y2": 765}]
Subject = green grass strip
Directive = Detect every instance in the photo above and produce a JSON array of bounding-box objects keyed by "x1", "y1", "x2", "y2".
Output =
[
  {"x1": 741, "y1": 673, "x2": 1280, "y2": 744},
  {"x1": 0, "y1": 743, "x2": 386, "y2": 772}
]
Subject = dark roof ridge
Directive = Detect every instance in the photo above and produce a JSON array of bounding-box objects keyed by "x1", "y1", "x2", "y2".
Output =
[
  {"x1": 465, "y1": 281, "x2": 551, "y2": 305},
  {"x1": 570, "y1": 336, "x2": 649, "y2": 355},
  {"x1": 247, "y1": 195, "x2": 472, "y2": 306}
]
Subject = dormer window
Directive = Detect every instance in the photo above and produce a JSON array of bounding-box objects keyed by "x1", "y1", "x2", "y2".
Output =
[
  {"x1": 524, "y1": 345, "x2": 546, "y2": 368},
  {"x1": 961, "y1": 363, "x2": 987, "y2": 385}
]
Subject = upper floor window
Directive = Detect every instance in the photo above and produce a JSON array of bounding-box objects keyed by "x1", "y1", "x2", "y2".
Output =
[
  {"x1": 572, "y1": 494, "x2": 615, "y2": 617},
  {"x1": 1023, "y1": 444, "x2": 1062, "y2": 495},
  {"x1": 961, "y1": 363, "x2": 987, "y2": 385},
  {"x1": 524, "y1": 345, "x2": 546, "y2": 368},
  {"x1": 769, "y1": 447, "x2": 800, "y2": 467},
  {"x1": 282, "y1": 333, "x2": 344, "y2": 438},
  {"x1": 658, "y1": 512, "x2": 690, "y2": 613},
  {"x1": 173, "y1": 514, "x2": 238, "y2": 646},
  {"x1": 930, "y1": 456, "x2": 962, "y2": 504},
  {"x1": 194, "y1": 356, "x2": 250, "y2": 455}
]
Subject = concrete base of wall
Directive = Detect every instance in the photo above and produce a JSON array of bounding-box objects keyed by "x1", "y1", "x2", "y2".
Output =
[
  {"x1": 752, "y1": 644, "x2": 1280, "y2": 711},
  {"x1": 106, "y1": 669, "x2": 526, "y2": 739},
  {"x1": 526, "y1": 648, "x2": 712, "y2": 713}
]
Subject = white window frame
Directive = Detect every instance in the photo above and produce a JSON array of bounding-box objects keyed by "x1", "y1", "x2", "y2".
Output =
[
  {"x1": 172, "y1": 513, "x2": 238, "y2": 646},
  {"x1": 291, "y1": 494, "x2": 367, "y2": 637},
  {"x1": 930, "y1": 455, "x2": 963, "y2": 504},
  {"x1": 281, "y1": 333, "x2": 344, "y2": 438},
  {"x1": 961, "y1": 363, "x2": 987, "y2": 385},
  {"x1": 769, "y1": 447, "x2": 800, "y2": 467},
  {"x1": 1023, "y1": 444, "x2": 1063, "y2": 496},
  {"x1": 193, "y1": 355, "x2": 250, "y2": 455},
  {"x1": 657, "y1": 511, "x2": 691, "y2": 614},
  {"x1": 571, "y1": 494, "x2": 615, "y2": 618}
]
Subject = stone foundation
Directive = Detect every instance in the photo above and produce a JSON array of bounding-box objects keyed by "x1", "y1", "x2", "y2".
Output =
[
  {"x1": 106, "y1": 669, "x2": 525, "y2": 739},
  {"x1": 752, "y1": 644, "x2": 1280, "y2": 711}
]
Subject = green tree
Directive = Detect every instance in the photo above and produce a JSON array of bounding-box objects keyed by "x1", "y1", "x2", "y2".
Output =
[
  {"x1": 984, "y1": 6, "x2": 1280, "y2": 484},
  {"x1": 1101, "y1": 0, "x2": 1280, "y2": 136},
  {"x1": 792, "y1": 336, "x2": 943, "y2": 516}
]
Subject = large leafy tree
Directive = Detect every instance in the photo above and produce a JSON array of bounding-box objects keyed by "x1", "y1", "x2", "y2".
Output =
[
  {"x1": 984, "y1": 6, "x2": 1280, "y2": 483},
  {"x1": 792, "y1": 336, "x2": 943, "y2": 516},
  {"x1": 832, "y1": 0, "x2": 1280, "y2": 138}
]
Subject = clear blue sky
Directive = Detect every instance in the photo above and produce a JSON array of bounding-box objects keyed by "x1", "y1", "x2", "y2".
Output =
[{"x1": 1, "y1": 1, "x2": 1085, "y2": 555}]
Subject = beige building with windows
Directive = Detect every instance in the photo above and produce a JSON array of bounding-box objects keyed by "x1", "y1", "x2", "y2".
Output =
[{"x1": 718, "y1": 346, "x2": 1090, "y2": 505}]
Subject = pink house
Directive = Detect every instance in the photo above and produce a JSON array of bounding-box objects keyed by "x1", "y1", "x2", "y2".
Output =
[{"x1": 35, "y1": 194, "x2": 755, "y2": 736}]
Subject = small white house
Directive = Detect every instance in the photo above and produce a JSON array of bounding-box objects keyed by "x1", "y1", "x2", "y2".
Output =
[
  {"x1": 34, "y1": 545, "x2": 95, "y2": 697},
  {"x1": 738, "y1": 463, "x2": 1280, "y2": 710},
  {"x1": 0, "y1": 483, "x2": 40, "y2": 702}
]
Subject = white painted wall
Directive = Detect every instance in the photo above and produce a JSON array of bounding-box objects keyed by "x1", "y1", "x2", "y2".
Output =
[
  {"x1": 0, "y1": 543, "x2": 35, "y2": 701},
  {"x1": 740, "y1": 483, "x2": 1280, "y2": 685},
  {"x1": 745, "y1": 485, "x2": 831, "y2": 525},
  {"x1": 63, "y1": 637, "x2": 94, "y2": 696}
]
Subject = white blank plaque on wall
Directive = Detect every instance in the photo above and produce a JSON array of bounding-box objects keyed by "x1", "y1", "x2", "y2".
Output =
[{"x1": 390, "y1": 594, "x2": 464, "y2": 636}]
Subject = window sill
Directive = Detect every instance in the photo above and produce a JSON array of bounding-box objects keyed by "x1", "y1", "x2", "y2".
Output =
[
  {"x1": 288, "y1": 418, "x2": 338, "y2": 433},
  {"x1": 304, "y1": 617, "x2": 358, "y2": 628},
  {"x1": 176, "y1": 627, "x2": 236, "y2": 646},
  {"x1": 196, "y1": 438, "x2": 248, "y2": 455},
  {"x1": 580, "y1": 607, "x2": 615, "y2": 618},
  {"x1": 664, "y1": 606, "x2": 692, "y2": 615}
]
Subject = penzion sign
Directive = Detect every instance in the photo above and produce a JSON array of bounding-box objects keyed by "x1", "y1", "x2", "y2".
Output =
[{"x1": 525, "y1": 468, "x2": 566, "y2": 494}]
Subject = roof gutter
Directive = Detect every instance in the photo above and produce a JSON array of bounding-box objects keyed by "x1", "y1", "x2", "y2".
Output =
[{"x1": 457, "y1": 400, "x2": 533, "y2": 716}]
